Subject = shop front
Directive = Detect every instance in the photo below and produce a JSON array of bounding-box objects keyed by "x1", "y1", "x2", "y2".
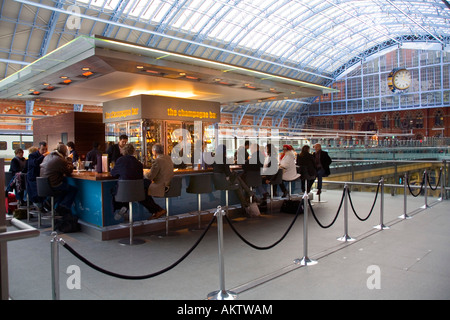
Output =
[{"x1": 103, "y1": 94, "x2": 221, "y2": 168}]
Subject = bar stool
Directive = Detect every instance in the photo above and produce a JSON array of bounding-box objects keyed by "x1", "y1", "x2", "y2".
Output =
[
  {"x1": 115, "y1": 179, "x2": 146, "y2": 246},
  {"x1": 268, "y1": 169, "x2": 283, "y2": 213},
  {"x1": 36, "y1": 177, "x2": 58, "y2": 231},
  {"x1": 156, "y1": 176, "x2": 182, "y2": 238},
  {"x1": 242, "y1": 170, "x2": 261, "y2": 203},
  {"x1": 186, "y1": 174, "x2": 213, "y2": 230},
  {"x1": 213, "y1": 173, "x2": 238, "y2": 214}
]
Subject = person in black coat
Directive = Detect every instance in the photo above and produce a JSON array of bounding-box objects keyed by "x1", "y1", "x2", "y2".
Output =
[
  {"x1": 313, "y1": 143, "x2": 332, "y2": 195},
  {"x1": 86, "y1": 142, "x2": 102, "y2": 170},
  {"x1": 212, "y1": 144, "x2": 253, "y2": 209},
  {"x1": 106, "y1": 134, "x2": 128, "y2": 167},
  {"x1": 297, "y1": 145, "x2": 317, "y2": 193},
  {"x1": 110, "y1": 143, "x2": 165, "y2": 220},
  {"x1": 26, "y1": 141, "x2": 48, "y2": 208}
]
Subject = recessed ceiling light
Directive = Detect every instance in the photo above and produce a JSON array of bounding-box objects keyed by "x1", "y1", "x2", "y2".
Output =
[
  {"x1": 81, "y1": 67, "x2": 90, "y2": 71},
  {"x1": 60, "y1": 76, "x2": 68, "y2": 79}
]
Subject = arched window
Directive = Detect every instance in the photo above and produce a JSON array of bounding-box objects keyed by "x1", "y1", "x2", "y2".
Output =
[
  {"x1": 338, "y1": 117, "x2": 345, "y2": 130},
  {"x1": 434, "y1": 109, "x2": 444, "y2": 126},
  {"x1": 381, "y1": 113, "x2": 390, "y2": 129},
  {"x1": 415, "y1": 111, "x2": 424, "y2": 128},
  {"x1": 348, "y1": 116, "x2": 354, "y2": 130},
  {"x1": 394, "y1": 112, "x2": 401, "y2": 128}
]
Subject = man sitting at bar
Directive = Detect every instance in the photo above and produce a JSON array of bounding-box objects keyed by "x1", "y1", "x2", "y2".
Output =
[
  {"x1": 110, "y1": 143, "x2": 167, "y2": 220},
  {"x1": 144, "y1": 143, "x2": 174, "y2": 215},
  {"x1": 40, "y1": 143, "x2": 78, "y2": 215}
]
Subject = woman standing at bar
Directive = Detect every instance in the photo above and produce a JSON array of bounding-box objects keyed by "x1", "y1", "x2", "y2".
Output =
[{"x1": 278, "y1": 144, "x2": 300, "y2": 198}]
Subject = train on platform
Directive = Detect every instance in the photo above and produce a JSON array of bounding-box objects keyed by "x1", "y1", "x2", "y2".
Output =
[{"x1": 0, "y1": 131, "x2": 34, "y2": 164}]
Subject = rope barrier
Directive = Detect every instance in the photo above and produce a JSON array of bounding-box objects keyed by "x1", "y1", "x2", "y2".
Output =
[
  {"x1": 427, "y1": 169, "x2": 441, "y2": 191},
  {"x1": 407, "y1": 172, "x2": 425, "y2": 197},
  {"x1": 308, "y1": 187, "x2": 346, "y2": 228},
  {"x1": 348, "y1": 181, "x2": 380, "y2": 221},
  {"x1": 60, "y1": 215, "x2": 216, "y2": 280},
  {"x1": 224, "y1": 208, "x2": 301, "y2": 250}
]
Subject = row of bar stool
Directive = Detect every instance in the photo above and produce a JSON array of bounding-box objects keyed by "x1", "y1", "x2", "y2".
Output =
[
  {"x1": 116, "y1": 171, "x2": 301, "y2": 245},
  {"x1": 31, "y1": 172, "x2": 301, "y2": 244}
]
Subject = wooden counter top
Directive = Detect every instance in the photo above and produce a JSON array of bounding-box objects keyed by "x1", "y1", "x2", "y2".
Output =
[
  {"x1": 69, "y1": 168, "x2": 215, "y2": 181},
  {"x1": 69, "y1": 171, "x2": 115, "y2": 181}
]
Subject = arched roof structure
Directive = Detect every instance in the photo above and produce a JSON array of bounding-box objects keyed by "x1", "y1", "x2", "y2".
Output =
[{"x1": 1, "y1": 0, "x2": 449, "y2": 126}]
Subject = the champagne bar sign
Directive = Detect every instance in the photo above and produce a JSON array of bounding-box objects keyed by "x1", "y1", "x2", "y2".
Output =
[{"x1": 103, "y1": 95, "x2": 220, "y2": 123}]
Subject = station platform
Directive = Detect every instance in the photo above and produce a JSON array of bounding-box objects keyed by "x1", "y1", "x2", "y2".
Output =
[{"x1": 5, "y1": 189, "x2": 450, "y2": 300}]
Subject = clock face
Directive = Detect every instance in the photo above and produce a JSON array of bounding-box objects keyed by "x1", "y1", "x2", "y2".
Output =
[{"x1": 392, "y1": 69, "x2": 411, "y2": 90}]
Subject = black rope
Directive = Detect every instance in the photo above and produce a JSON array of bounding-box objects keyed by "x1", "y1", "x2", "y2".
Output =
[
  {"x1": 61, "y1": 215, "x2": 216, "y2": 280},
  {"x1": 407, "y1": 173, "x2": 424, "y2": 197},
  {"x1": 348, "y1": 181, "x2": 380, "y2": 221},
  {"x1": 427, "y1": 169, "x2": 441, "y2": 191},
  {"x1": 224, "y1": 208, "x2": 300, "y2": 250},
  {"x1": 308, "y1": 187, "x2": 345, "y2": 228}
]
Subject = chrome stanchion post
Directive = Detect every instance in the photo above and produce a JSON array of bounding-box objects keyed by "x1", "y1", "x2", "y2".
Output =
[
  {"x1": 338, "y1": 184, "x2": 355, "y2": 242},
  {"x1": 374, "y1": 177, "x2": 389, "y2": 230},
  {"x1": 438, "y1": 167, "x2": 444, "y2": 202},
  {"x1": 51, "y1": 232, "x2": 60, "y2": 300},
  {"x1": 443, "y1": 160, "x2": 448, "y2": 200},
  {"x1": 119, "y1": 203, "x2": 145, "y2": 245},
  {"x1": 399, "y1": 173, "x2": 411, "y2": 219},
  {"x1": 207, "y1": 206, "x2": 237, "y2": 300},
  {"x1": 294, "y1": 190, "x2": 317, "y2": 266},
  {"x1": 421, "y1": 170, "x2": 430, "y2": 209}
]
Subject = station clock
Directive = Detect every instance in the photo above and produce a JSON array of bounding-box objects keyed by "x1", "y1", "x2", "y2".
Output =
[{"x1": 387, "y1": 68, "x2": 412, "y2": 92}]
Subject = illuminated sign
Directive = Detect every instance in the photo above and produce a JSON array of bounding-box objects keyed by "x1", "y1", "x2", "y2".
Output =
[
  {"x1": 103, "y1": 95, "x2": 220, "y2": 123},
  {"x1": 105, "y1": 107, "x2": 139, "y2": 120},
  {"x1": 167, "y1": 108, "x2": 217, "y2": 120}
]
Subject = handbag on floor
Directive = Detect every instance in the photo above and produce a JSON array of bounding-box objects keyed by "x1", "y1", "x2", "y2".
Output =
[
  {"x1": 245, "y1": 202, "x2": 261, "y2": 217},
  {"x1": 280, "y1": 199, "x2": 303, "y2": 214}
]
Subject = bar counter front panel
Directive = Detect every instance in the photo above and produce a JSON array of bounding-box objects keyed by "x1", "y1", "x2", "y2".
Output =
[{"x1": 66, "y1": 170, "x2": 244, "y2": 228}]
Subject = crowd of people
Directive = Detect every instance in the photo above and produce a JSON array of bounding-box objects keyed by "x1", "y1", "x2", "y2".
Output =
[{"x1": 6, "y1": 135, "x2": 332, "y2": 223}]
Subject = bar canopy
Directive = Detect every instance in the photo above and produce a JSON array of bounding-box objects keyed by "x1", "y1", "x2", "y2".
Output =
[{"x1": 0, "y1": 35, "x2": 337, "y2": 106}]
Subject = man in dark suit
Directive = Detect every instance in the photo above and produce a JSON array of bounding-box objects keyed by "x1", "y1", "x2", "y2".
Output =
[
  {"x1": 111, "y1": 143, "x2": 166, "y2": 220},
  {"x1": 313, "y1": 143, "x2": 332, "y2": 195},
  {"x1": 106, "y1": 134, "x2": 128, "y2": 167}
]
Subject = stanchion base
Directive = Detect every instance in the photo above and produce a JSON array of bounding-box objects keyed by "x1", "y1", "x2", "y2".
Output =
[
  {"x1": 207, "y1": 290, "x2": 238, "y2": 300},
  {"x1": 337, "y1": 234, "x2": 356, "y2": 242},
  {"x1": 373, "y1": 224, "x2": 389, "y2": 230},
  {"x1": 157, "y1": 231, "x2": 180, "y2": 238},
  {"x1": 398, "y1": 214, "x2": 412, "y2": 220},
  {"x1": 118, "y1": 238, "x2": 146, "y2": 246},
  {"x1": 294, "y1": 256, "x2": 318, "y2": 266},
  {"x1": 420, "y1": 205, "x2": 431, "y2": 209}
]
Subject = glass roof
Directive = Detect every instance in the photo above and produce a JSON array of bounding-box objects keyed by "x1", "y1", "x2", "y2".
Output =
[
  {"x1": 1, "y1": 0, "x2": 449, "y2": 126},
  {"x1": 73, "y1": 0, "x2": 449, "y2": 81}
]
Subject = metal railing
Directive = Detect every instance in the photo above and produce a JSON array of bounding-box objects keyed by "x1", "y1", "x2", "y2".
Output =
[{"x1": 1, "y1": 218, "x2": 40, "y2": 300}]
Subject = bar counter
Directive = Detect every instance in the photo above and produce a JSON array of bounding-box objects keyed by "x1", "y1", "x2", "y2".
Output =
[{"x1": 66, "y1": 168, "x2": 242, "y2": 239}]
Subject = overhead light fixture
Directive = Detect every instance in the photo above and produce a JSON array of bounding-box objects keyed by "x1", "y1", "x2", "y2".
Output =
[
  {"x1": 129, "y1": 90, "x2": 196, "y2": 99},
  {"x1": 82, "y1": 71, "x2": 94, "y2": 77},
  {"x1": 136, "y1": 65, "x2": 144, "y2": 69},
  {"x1": 81, "y1": 67, "x2": 90, "y2": 71},
  {"x1": 60, "y1": 76, "x2": 68, "y2": 79}
]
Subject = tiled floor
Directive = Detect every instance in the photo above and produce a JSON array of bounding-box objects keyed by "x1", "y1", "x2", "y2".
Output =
[{"x1": 5, "y1": 189, "x2": 450, "y2": 300}]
